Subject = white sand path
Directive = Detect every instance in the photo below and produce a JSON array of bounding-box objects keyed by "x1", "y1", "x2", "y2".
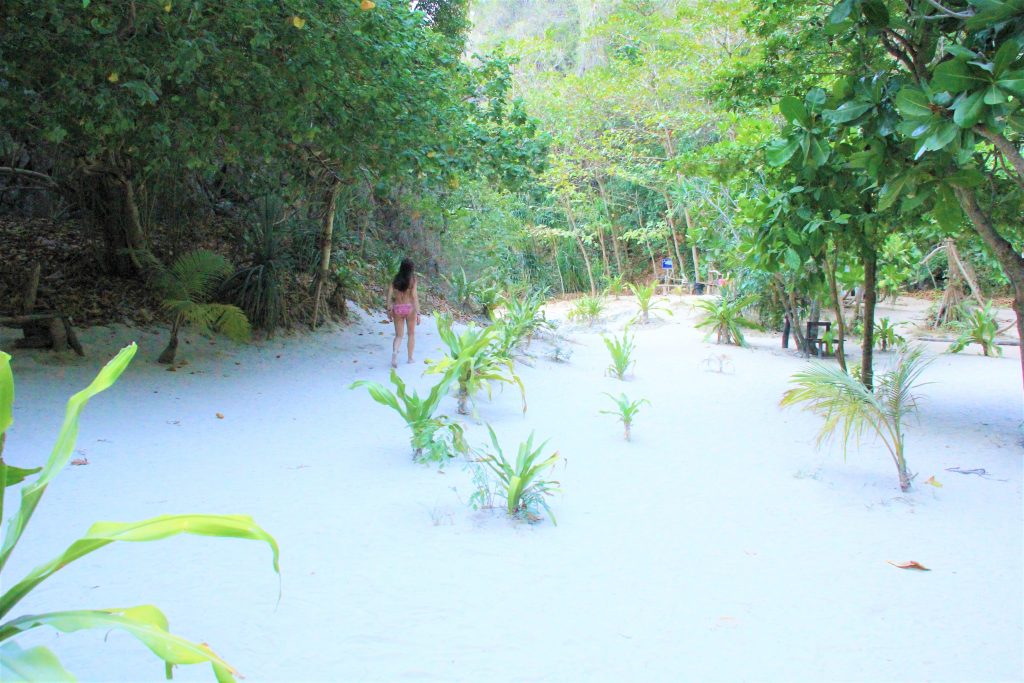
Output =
[{"x1": 2, "y1": 296, "x2": 1021, "y2": 682}]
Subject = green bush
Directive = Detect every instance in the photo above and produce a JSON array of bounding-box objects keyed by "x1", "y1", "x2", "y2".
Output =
[
  {"x1": 599, "y1": 393, "x2": 650, "y2": 441},
  {"x1": 475, "y1": 425, "x2": 560, "y2": 524},
  {"x1": 949, "y1": 301, "x2": 1002, "y2": 357},
  {"x1": 567, "y1": 295, "x2": 605, "y2": 326},
  {"x1": 694, "y1": 296, "x2": 761, "y2": 346},
  {"x1": 603, "y1": 327, "x2": 636, "y2": 380}
]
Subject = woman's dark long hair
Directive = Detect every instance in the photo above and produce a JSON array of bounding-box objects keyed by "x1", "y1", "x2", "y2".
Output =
[{"x1": 392, "y1": 258, "x2": 414, "y2": 292}]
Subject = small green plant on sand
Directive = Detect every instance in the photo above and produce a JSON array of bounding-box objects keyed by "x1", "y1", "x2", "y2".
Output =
[
  {"x1": 874, "y1": 317, "x2": 905, "y2": 351},
  {"x1": 427, "y1": 314, "x2": 526, "y2": 415},
  {"x1": 603, "y1": 327, "x2": 636, "y2": 380},
  {"x1": 694, "y1": 296, "x2": 760, "y2": 346},
  {"x1": 156, "y1": 250, "x2": 251, "y2": 364},
  {"x1": 567, "y1": 295, "x2": 605, "y2": 326},
  {"x1": 475, "y1": 425, "x2": 560, "y2": 524},
  {"x1": 0, "y1": 345, "x2": 279, "y2": 681},
  {"x1": 627, "y1": 282, "x2": 673, "y2": 324},
  {"x1": 780, "y1": 345, "x2": 932, "y2": 492},
  {"x1": 350, "y1": 369, "x2": 466, "y2": 462},
  {"x1": 603, "y1": 273, "x2": 627, "y2": 298},
  {"x1": 949, "y1": 302, "x2": 1002, "y2": 357},
  {"x1": 492, "y1": 289, "x2": 553, "y2": 356},
  {"x1": 600, "y1": 393, "x2": 650, "y2": 441},
  {"x1": 442, "y1": 267, "x2": 477, "y2": 311}
]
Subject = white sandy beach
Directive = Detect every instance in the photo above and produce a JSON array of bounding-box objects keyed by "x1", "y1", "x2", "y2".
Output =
[{"x1": 2, "y1": 295, "x2": 1022, "y2": 682}]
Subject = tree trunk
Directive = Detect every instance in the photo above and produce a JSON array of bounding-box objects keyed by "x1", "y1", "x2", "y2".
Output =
[
  {"x1": 312, "y1": 181, "x2": 344, "y2": 329},
  {"x1": 683, "y1": 205, "x2": 700, "y2": 282},
  {"x1": 861, "y1": 244, "x2": 878, "y2": 390},
  {"x1": 954, "y1": 186, "x2": 1024, "y2": 395},
  {"x1": 824, "y1": 253, "x2": 848, "y2": 372},
  {"x1": 596, "y1": 226, "x2": 611, "y2": 280},
  {"x1": 575, "y1": 234, "x2": 597, "y2": 296},
  {"x1": 158, "y1": 316, "x2": 181, "y2": 365},
  {"x1": 663, "y1": 192, "x2": 687, "y2": 284}
]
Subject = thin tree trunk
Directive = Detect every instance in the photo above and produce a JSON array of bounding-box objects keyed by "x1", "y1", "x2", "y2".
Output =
[
  {"x1": 824, "y1": 252, "x2": 848, "y2": 372},
  {"x1": 158, "y1": 316, "x2": 182, "y2": 365},
  {"x1": 954, "y1": 186, "x2": 1024, "y2": 395},
  {"x1": 596, "y1": 226, "x2": 611, "y2": 280},
  {"x1": 862, "y1": 244, "x2": 878, "y2": 390},
  {"x1": 683, "y1": 205, "x2": 699, "y2": 282},
  {"x1": 595, "y1": 177, "x2": 624, "y2": 275},
  {"x1": 663, "y1": 192, "x2": 687, "y2": 283},
  {"x1": 120, "y1": 176, "x2": 149, "y2": 275},
  {"x1": 312, "y1": 181, "x2": 344, "y2": 328},
  {"x1": 562, "y1": 199, "x2": 596, "y2": 295}
]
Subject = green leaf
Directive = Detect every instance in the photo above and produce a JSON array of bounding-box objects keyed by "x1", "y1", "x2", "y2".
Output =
[
  {"x1": 0, "y1": 352, "x2": 12, "y2": 435},
  {"x1": 805, "y1": 88, "x2": 828, "y2": 111},
  {"x1": 0, "y1": 641, "x2": 75, "y2": 682},
  {"x1": 996, "y1": 68, "x2": 1024, "y2": 95},
  {"x1": 932, "y1": 184, "x2": 962, "y2": 230},
  {"x1": 894, "y1": 87, "x2": 933, "y2": 119},
  {"x1": 0, "y1": 344, "x2": 138, "y2": 574},
  {"x1": 2, "y1": 465, "x2": 42, "y2": 488},
  {"x1": 766, "y1": 137, "x2": 800, "y2": 166},
  {"x1": 947, "y1": 167, "x2": 985, "y2": 187},
  {"x1": 0, "y1": 607, "x2": 238, "y2": 681},
  {"x1": 992, "y1": 38, "x2": 1021, "y2": 77},
  {"x1": 861, "y1": 0, "x2": 890, "y2": 28},
  {"x1": 983, "y1": 85, "x2": 1008, "y2": 104},
  {"x1": 1, "y1": 514, "x2": 279, "y2": 619},
  {"x1": 829, "y1": 0, "x2": 854, "y2": 23},
  {"x1": 952, "y1": 90, "x2": 986, "y2": 127},
  {"x1": 779, "y1": 96, "x2": 809, "y2": 126},
  {"x1": 921, "y1": 122, "x2": 959, "y2": 155},
  {"x1": 932, "y1": 59, "x2": 987, "y2": 93},
  {"x1": 825, "y1": 100, "x2": 873, "y2": 123}
]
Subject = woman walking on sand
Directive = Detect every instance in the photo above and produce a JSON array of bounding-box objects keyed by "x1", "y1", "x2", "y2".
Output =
[{"x1": 386, "y1": 258, "x2": 421, "y2": 368}]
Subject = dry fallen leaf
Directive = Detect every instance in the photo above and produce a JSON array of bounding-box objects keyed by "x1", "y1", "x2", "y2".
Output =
[
  {"x1": 216, "y1": 412, "x2": 224, "y2": 419},
  {"x1": 887, "y1": 560, "x2": 930, "y2": 571},
  {"x1": 925, "y1": 475, "x2": 942, "y2": 488},
  {"x1": 70, "y1": 458, "x2": 89, "y2": 466},
  {"x1": 360, "y1": 0, "x2": 376, "y2": 10}
]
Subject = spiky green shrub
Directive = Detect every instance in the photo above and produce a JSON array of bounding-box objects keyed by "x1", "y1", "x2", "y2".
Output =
[
  {"x1": 0, "y1": 345, "x2": 279, "y2": 681},
  {"x1": 568, "y1": 295, "x2": 605, "y2": 326},
  {"x1": 603, "y1": 273, "x2": 627, "y2": 298},
  {"x1": 474, "y1": 278, "x2": 504, "y2": 318},
  {"x1": 443, "y1": 267, "x2": 477, "y2": 311},
  {"x1": 780, "y1": 346, "x2": 932, "y2": 492},
  {"x1": 599, "y1": 393, "x2": 650, "y2": 441},
  {"x1": 156, "y1": 250, "x2": 251, "y2": 364},
  {"x1": 949, "y1": 302, "x2": 1002, "y2": 357},
  {"x1": 694, "y1": 296, "x2": 760, "y2": 346},
  {"x1": 220, "y1": 201, "x2": 294, "y2": 333},
  {"x1": 492, "y1": 288, "x2": 553, "y2": 356},
  {"x1": 350, "y1": 369, "x2": 466, "y2": 463},
  {"x1": 603, "y1": 327, "x2": 636, "y2": 380},
  {"x1": 627, "y1": 282, "x2": 673, "y2": 324},
  {"x1": 427, "y1": 314, "x2": 526, "y2": 415},
  {"x1": 874, "y1": 317, "x2": 905, "y2": 351},
  {"x1": 476, "y1": 425, "x2": 560, "y2": 524}
]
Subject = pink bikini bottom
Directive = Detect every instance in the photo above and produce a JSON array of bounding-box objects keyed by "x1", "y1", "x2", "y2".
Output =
[{"x1": 393, "y1": 303, "x2": 413, "y2": 317}]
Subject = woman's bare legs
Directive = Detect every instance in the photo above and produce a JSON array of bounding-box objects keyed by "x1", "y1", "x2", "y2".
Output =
[
  {"x1": 406, "y1": 314, "x2": 416, "y2": 363},
  {"x1": 391, "y1": 315, "x2": 406, "y2": 368}
]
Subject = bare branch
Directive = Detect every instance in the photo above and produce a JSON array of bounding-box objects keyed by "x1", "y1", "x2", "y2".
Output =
[
  {"x1": 921, "y1": 0, "x2": 974, "y2": 19},
  {"x1": 0, "y1": 166, "x2": 58, "y2": 187}
]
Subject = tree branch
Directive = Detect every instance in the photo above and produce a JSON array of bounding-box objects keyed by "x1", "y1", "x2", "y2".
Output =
[
  {"x1": 921, "y1": 0, "x2": 974, "y2": 19},
  {"x1": 974, "y1": 124, "x2": 1024, "y2": 182},
  {"x1": 0, "y1": 167, "x2": 58, "y2": 188}
]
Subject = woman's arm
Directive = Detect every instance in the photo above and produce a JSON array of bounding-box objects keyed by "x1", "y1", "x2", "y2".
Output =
[
  {"x1": 413, "y1": 277, "x2": 421, "y2": 323},
  {"x1": 386, "y1": 284, "x2": 393, "y2": 321}
]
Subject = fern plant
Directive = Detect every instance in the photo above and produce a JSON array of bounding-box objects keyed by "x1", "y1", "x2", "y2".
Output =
[
  {"x1": 0, "y1": 345, "x2": 278, "y2": 681},
  {"x1": 627, "y1": 282, "x2": 673, "y2": 324},
  {"x1": 780, "y1": 345, "x2": 932, "y2": 492},
  {"x1": 568, "y1": 295, "x2": 605, "y2": 326},
  {"x1": 874, "y1": 317, "x2": 905, "y2": 351},
  {"x1": 949, "y1": 302, "x2": 1002, "y2": 357},
  {"x1": 426, "y1": 314, "x2": 526, "y2": 415},
  {"x1": 600, "y1": 393, "x2": 650, "y2": 441},
  {"x1": 350, "y1": 369, "x2": 466, "y2": 462},
  {"x1": 156, "y1": 250, "x2": 251, "y2": 364},
  {"x1": 694, "y1": 296, "x2": 760, "y2": 346},
  {"x1": 603, "y1": 327, "x2": 636, "y2": 380},
  {"x1": 476, "y1": 425, "x2": 560, "y2": 524}
]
